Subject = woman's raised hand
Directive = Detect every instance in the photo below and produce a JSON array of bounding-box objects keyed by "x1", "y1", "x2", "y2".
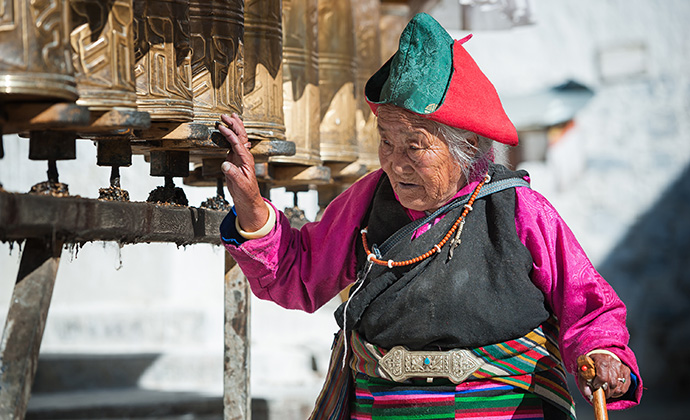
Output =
[{"x1": 218, "y1": 113, "x2": 269, "y2": 232}]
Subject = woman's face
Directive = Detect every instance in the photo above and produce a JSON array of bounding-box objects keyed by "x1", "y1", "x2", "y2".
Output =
[{"x1": 377, "y1": 106, "x2": 466, "y2": 212}]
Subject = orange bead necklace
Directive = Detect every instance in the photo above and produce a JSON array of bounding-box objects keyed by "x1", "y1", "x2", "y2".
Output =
[{"x1": 361, "y1": 173, "x2": 490, "y2": 268}]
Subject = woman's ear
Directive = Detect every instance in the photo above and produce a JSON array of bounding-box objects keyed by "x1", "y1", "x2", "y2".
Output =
[{"x1": 467, "y1": 133, "x2": 479, "y2": 149}]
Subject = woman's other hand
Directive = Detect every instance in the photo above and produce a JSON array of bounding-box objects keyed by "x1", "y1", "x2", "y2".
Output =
[
  {"x1": 217, "y1": 113, "x2": 269, "y2": 232},
  {"x1": 577, "y1": 353, "x2": 632, "y2": 402}
]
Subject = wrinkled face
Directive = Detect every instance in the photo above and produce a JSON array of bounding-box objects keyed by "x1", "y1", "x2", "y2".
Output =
[{"x1": 377, "y1": 106, "x2": 465, "y2": 212}]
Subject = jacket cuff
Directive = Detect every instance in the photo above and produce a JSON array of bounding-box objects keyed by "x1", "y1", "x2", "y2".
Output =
[{"x1": 220, "y1": 206, "x2": 247, "y2": 246}]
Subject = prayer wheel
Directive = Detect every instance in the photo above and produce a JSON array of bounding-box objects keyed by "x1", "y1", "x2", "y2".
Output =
[
  {"x1": 133, "y1": 0, "x2": 194, "y2": 121},
  {"x1": 70, "y1": 0, "x2": 138, "y2": 111},
  {"x1": 353, "y1": 0, "x2": 382, "y2": 171},
  {"x1": 379, "y1": 3, "x2": 410, "y2": 63},
  {"x1": 189, "y1": 0, "x2": 243, "y2": 127},
  {"x1": 317, "y1": 0, "x2": 357, "y2": 163},
  {"x1": 0, "y1": 0, "x2": 77, "y2": 102},
  {"x1": 272, "y1": 0, "x2": 320, "y2": 166},
  {"x1": 243, "y1": 0, "x2": 286, "y2": 142}
]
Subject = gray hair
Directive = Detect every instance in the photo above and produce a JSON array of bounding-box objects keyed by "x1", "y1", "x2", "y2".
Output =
[{"x1": 433, "y1": 122, "x2": 496, "y2": 182}]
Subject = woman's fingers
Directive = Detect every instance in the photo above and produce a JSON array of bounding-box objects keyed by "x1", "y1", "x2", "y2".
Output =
[
  {"x1": 218, "y1": 126, "x2": 248, "y2": 160},
  {"x1": 583, "y1": 354, "x2": 632, "y2": 400},
  {"x1": 576, "y1": 375, "x2": 594, "y2": 402},
  {"x1": 217, "y1": 114, "x2": 260, "y2": 198},
  {"x1": 220, "y1": 113, "x2": 251, "y2": 147},
  {"x1": 220, "y1": 113, "x2": 245, "y2": 136}
]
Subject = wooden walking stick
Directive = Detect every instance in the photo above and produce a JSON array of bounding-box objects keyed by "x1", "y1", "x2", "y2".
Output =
[{"x1": 577, "y1": 355, "x2": 609, "y2": 420}]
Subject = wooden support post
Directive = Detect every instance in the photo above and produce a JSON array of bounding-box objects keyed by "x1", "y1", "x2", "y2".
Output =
[
  {"x1": 223, "y1": 254, "x2": 251, "y2": 419},
  {"x1": 0, "y1": 238, "x2": 63, "y2": 419}
]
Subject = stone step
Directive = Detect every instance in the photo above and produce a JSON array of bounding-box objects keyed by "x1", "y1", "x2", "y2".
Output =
[
  {"x1": 26, "y1": 388, "x2": 223, "y2": 420},
  {"x1": 32, "y1": 351, "x2": 223, "y2": 395},
  {"x1": 26, "y1": 390, "x2": 303, "y2": 420}
]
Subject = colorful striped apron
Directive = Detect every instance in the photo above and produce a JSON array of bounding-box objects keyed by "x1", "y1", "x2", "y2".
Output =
[{"x1": 309, "y1": 317, "x2": 576, "y2": 420}]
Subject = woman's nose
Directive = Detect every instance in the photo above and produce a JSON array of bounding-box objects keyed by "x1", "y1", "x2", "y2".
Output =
[{"x1": 389, "y1": 149, "x2": 412, "y2": 174}]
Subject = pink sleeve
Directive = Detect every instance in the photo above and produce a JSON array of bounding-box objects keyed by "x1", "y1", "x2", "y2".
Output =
[
  {"x1": 223, "y1": 170, "x2": 383, "y2": 313},
  {"x1": 515, "y1": 186, "x2": 643, "y2": 409}
]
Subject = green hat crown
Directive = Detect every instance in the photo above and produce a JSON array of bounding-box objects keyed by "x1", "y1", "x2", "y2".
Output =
[{"x1": 372, "y1": 13, "x2": 454, "y2": 114}]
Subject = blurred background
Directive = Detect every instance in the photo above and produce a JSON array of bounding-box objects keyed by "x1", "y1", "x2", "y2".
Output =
[{"x1": 1, "y1": 0, "x2": 689, "y2": 418}]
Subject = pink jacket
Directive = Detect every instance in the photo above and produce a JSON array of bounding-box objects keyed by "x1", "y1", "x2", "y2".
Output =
[{"x1": 223, "y1": 169, "x2": 642, "y2": 409}]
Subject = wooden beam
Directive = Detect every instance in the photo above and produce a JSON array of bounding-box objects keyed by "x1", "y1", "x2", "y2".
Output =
[
  {"x1": 0, "y1": 238, "x2": 63, "y2": 419},
  {"x1": 223, "y1": 257, "x2": 251, "y2": 420},
  {"x1": 0, "y1": 191, "x2": 227, "y2": 245}
]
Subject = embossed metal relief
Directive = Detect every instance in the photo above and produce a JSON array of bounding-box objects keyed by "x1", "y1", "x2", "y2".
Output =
[
  {"x1": 318, "y1": 0, "x2": 357, "y2": 163},
  {"x1": 133, "y1": 0, "x2": 194, "y2": 121},
  {"x1": 272, "y1": 0, "x2": 320, "y2": 166},
  {"x1": 189, "y1": 0, "x2": 243, "y2": 127},
  {"x1": 243, "y1": 0, "x2": 286, "y2": 142},
  {"x1": 70, "y1": 0, "x2": 138, "y2": 111},
  {"x1": 354, "y1": 0, "x2": 381, "y2": 170},
  {"x1": 379, "y1": 346, "x2": 483, "y2": 384},
  {"x1": 0, "y1": 0, "x2": 78, "y2": 101}
]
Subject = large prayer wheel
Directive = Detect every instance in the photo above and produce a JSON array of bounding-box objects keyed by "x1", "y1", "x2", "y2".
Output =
[
  {"x1": 272, "y1": 0, "x2": 320, "y2": 166},
  {"x1": 354, "y1": 0, "x2": 382, "y2": 171},
  {"x1": 189, "y1": 0, "x2": 243, "y2": 127},
  {"x1": 0, "y1": 0, "x2": 77, "y2": 102},
  {"x1": 317, "y1": 0, "x2": 357, "y2": 163},
  {"x1": 133, "y1": 0, "x2": 194, "y2": 121},
  {"x1": 243, "y1": 0, "x2": 286, "y2": 142},
  {"x1": 379, "y1": 3, "x2": 410, "y2": 62},
  {"x1": 70, "y1": 0, "x2": 138, "y2": 111}
]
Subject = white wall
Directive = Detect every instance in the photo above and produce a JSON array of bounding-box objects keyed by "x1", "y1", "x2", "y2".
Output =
[{"x1": 431, "y1": 0, "x2": 690, "y2": 266}]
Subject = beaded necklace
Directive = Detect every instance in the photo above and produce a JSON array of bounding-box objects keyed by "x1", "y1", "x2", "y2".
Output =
[{"x1": 360, "y1": 173, "x2": 491, "y2": 267}]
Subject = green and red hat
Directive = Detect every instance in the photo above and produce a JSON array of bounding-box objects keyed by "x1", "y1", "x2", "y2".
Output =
[{"x1": 365, "y1": 13, "x2": 518, "y2": 146}]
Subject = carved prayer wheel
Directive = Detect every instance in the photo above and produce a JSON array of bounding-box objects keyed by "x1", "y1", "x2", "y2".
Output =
[
  {"x1": 379, "y1": 3, "x2": 410, "y2": 63},
  {"x1": 272, "y1": 0, "x2": 320, "y2": 166},
  {"x1": 189, "y1": 0, "x2": 243, "y2": 127},
  {"x1": 354, "y1": 0, "x2": 382, "y2": 171},
  {"x1": 0, "y1": 0, "x2": 77, "y2": 102},
  {"x1": 317, "y1": 0, "x2": 357, "y2": 163},
  {"x1": 70, "y1": 0, "x2": 138, "y2": 111},
  {"x1": 243, "y1": 0, "x2": 286, "y2": 142},
  {"x1": 133, "y1": 0, "x2": 194, "y2": 121}
]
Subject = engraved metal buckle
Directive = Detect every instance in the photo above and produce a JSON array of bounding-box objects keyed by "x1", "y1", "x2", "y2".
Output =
[{"x1": 378, "y1": 346, "x2": 483, "y2": 384}]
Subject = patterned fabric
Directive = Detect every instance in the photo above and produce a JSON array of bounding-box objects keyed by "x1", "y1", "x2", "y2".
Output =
[
  {"x1": 376, "y1": 13, "x2": 453, "y2": 115},
  {"x1": 468, "y1": 318, "x2": 575, "y2": 417},
  {"x1": 309, "y1": 318, "x2": 575, "y2": 420},
  {"x1": 352, "y1": 376, "x2": 547, "y2": 420},
  {"x1": 309, "y1": 332, "x2": 351, "y2": 420}
]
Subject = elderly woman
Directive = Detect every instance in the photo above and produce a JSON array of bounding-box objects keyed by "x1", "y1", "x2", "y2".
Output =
[{"x1": 218, "y1": 13, "x2": 642, "y2": 420}]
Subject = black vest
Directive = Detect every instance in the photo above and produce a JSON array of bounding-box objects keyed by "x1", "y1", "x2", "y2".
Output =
[{"x1": 335, "y1": 164, "x2": 550, "y2": 351}]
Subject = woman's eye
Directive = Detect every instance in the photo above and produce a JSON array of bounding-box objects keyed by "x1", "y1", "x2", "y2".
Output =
[
  {"x1": 379, "y1": 139, "x2": 393, "y2": 153},
  {"x1": 408, "y1": 144, "x2": 424, "y2": 158}
]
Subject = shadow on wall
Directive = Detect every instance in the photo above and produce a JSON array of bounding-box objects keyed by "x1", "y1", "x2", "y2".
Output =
[
  {"x1": 599, "y1": 161, "x2": 690, "y2": 402},
  {"x1": 31, "y1": 353, "x2": 160, "y2": 393},
  {"x1": 27, "y1": 353, "x2": 224, "y2": 419}
]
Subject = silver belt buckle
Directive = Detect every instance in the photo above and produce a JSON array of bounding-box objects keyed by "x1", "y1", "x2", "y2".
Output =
[{"x1": 379, "y1": 346, "x2": 483, "y2": 383}]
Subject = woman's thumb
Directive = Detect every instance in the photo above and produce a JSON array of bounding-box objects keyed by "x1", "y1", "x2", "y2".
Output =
[{"x1": 221, "y1": 161, "x2": 234, "y2": 175}]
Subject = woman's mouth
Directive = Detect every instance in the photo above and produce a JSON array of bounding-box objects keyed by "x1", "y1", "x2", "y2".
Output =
[{"x1": 396, "y1": 181, "x2": 419, "y2": 189}]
